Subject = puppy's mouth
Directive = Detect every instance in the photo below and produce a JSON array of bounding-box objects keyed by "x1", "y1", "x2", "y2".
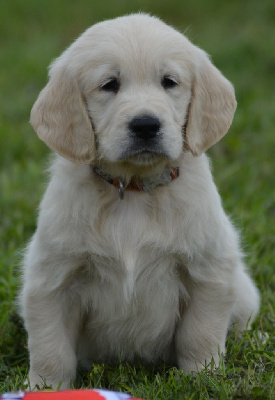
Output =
[{"x1": 119, "y1": 144, "x2": 169, "y2": 165}]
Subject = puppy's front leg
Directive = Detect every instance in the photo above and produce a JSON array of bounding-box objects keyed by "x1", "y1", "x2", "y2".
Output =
[
  {"x1": 21, "y1": 245, "x2": 84, "y2": 390},
  {"x1": 23, "y1": 288, "x2": 79, "y2": 389},
  {"x1": 175, "y1": 278, "x2": 234, "y2": 372}
]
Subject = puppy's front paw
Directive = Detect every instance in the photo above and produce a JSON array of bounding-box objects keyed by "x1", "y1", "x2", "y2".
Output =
[
  {"x1": 178, "y1": 357, "x2": 204, "y2": 373},
  {"x1": 26, "y1": 371, "x2": 70, "y2": 390},
  {"x1": 177, "y1": 353, "x2": 220, "y2": 374},
  {"x1": 24, "y1": 373, "x2": 46, "y2": 391}
]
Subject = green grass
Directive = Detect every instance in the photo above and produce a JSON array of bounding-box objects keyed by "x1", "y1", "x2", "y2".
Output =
[{"x1": 0, "y1": 0, "x2": 274, "y2": 398}]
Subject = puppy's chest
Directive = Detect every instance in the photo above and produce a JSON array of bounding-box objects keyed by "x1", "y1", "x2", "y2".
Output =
[
  {"x1": 87, "y1": 200, "x2": 177, "y2": 296},
  {"x1": 76, "y1": 199, "x2": 185, "y2": 360},
  {"x1": 80, "y1": 250, "x2": 182, "y2": 362},
  {"x1": 88, "y1": 193, "x2": 175, "y2": 260},
  {"x1": 88, "y1": 245, "x2": 180, "y2": 301}
]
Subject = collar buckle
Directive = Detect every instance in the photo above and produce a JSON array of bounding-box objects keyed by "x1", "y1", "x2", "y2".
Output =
[{"x1": 118, "y1": 180, "x2": 125, "y2": 200}]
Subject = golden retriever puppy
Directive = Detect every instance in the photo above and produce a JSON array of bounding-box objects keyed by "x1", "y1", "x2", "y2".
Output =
[{"x1": 20, "y1": 14, "x2": 260, "y2": 389}]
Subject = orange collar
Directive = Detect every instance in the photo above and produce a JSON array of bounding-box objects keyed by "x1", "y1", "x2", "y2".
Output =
[{"x1": 93, "y1": 166, "x2": 180, "y2": 199}]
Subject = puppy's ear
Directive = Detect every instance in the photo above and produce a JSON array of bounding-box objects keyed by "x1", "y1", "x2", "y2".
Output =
[
  {"x1": 185, "y1": 52, "x2": 237, "y2": 156},
  {"x1": 30, "y1": 64, "x2": 95, "y2": 164}
]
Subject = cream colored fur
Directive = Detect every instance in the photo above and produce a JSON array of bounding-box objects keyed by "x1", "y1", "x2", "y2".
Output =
[{"x1": 20, "y1": 14, "x2": 260, "y2": 389}]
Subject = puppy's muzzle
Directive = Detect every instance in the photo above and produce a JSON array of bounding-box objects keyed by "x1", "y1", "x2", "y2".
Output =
[{"x1": 120, "y1": 114, "x2": 167, "y2": 162}]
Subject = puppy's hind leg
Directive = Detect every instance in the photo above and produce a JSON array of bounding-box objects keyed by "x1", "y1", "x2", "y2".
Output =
[{"x1": 229, "y1": 265, "x2": 260, "y2": 333}]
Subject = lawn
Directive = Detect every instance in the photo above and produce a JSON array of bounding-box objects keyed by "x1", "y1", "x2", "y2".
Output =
[{"x1": 0, "y1": 0, "x2": 274, "y2": 398}]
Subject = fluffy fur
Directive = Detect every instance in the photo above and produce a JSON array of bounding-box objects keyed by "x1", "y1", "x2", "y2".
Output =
[{"x1": 20, "y1": 14, "x2": 260, "y2": 389}]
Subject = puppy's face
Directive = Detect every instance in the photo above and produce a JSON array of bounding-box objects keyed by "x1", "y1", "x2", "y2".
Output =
[
  {"x1": 82, "y1": 23, "x2": 194, "y2": 167},
  {"x1": 30, "y1": 14, "x2": 236, "y2": 171}
]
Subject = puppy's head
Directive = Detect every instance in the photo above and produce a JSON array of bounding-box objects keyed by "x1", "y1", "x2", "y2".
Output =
[{"x1": 31, "y1": 14, "x2": 236, "y2": 170}]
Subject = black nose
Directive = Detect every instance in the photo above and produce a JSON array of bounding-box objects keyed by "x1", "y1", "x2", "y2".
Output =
[{"x1": 129, "y1": 115, "x2": 161, "y2": 140}]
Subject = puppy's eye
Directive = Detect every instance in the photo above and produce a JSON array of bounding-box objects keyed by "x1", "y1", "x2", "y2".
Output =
[
  {"x1": 161, "y1": 76, "x2": 178, "y2": 89},
  {"x1": 101, "y1": 78, "x2": 120, "y2": 93}
]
